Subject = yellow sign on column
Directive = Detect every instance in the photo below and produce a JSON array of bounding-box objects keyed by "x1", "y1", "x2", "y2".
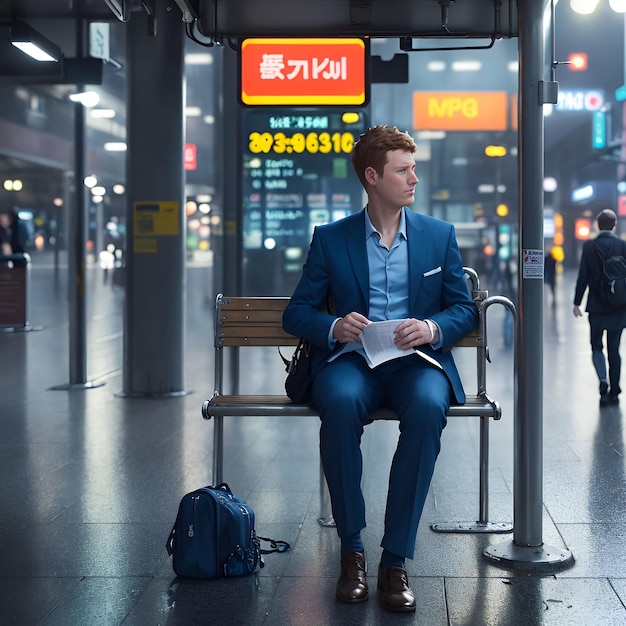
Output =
[{"x1": 133, "y1": 201, "x2": 180, "y2": 236}]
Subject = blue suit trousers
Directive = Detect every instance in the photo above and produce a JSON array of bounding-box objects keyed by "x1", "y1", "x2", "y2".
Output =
[{"x1": 312, "y1": 351, "x2": 450, "y2": 559}]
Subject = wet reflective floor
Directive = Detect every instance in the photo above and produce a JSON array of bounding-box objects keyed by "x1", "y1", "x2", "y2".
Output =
[{"x1": 0, "y1": 255, "x2": 625, "y2": 625}]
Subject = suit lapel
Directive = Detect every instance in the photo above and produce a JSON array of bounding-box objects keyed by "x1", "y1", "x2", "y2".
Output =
[
  {"x1": 344, "y1": 210, "x2": 369, "y2": 310},
  {"x1": 406, "y1": 211, "x2": 430, "y2": 310}
]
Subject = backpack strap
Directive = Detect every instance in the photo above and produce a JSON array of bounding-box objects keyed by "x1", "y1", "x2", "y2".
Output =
[{"x1": 593, "y1": 241, "x2": 612, "y2": 280}]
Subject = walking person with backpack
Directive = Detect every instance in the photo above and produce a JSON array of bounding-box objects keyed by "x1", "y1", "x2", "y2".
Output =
[{"x1": 573, "y1": 208, "x2": 626, "y2": 407}]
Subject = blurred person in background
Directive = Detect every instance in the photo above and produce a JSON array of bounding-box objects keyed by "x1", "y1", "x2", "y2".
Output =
[
  {"x1": 0, "y1": 206, "x2": 28, "y2": 254},
  {"x1": 573, "y1": 209, "x2": 626, "y2": 407}
]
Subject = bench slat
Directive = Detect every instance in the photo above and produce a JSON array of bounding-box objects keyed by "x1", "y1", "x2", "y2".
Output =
[
  {"x1": 219, "y1": 310, "x2": 285, "y2": 323},
  {"x1": 219, "y1": 297, "x2": 290, "y2": 311},
  {"x1": 203, "y1": 393, "x2": 501, "y2": 420},
  {"x1": 216, "y1": 296, "x2": 484, "y2": 348}
]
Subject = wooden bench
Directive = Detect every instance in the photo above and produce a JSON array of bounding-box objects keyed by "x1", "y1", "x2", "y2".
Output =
[{"x1": 202, "y1": 269, "x2": 515, "y2": 533}]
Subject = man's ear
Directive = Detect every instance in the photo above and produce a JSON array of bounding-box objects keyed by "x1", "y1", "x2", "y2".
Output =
[{"x1": 364, "y1": 166, "x2": 378, "y2": 185}]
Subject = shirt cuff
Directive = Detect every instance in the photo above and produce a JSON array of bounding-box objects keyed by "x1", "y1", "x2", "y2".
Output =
[
  {"x1": 328, "y1": 318, "x2": 341, "y2": 349},
  {"x1": 425, "y1": 318, "x2": 443, "y2": 349}
]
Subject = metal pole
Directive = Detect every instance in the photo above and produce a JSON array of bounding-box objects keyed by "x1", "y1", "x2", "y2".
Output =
[
  {"x1": 484, "y1": 0, "x2": 572, "y2": 571},
  {"x1": 70, "y1": 26, "x2": 87, "y2": 386},
  {"x1": 220, "y1": 44, "x2": 242, "y2": 395},
  {"x1": 52, "y1": 19, "x2": 103, "y2": 391}
]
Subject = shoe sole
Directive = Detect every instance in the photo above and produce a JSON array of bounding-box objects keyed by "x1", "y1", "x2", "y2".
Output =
[
  {"x1": 335, "y1": 592, "x2": 369, "y2": 604},
  {"x1": 379, "y1": 596, "x2": 416, "y2": 612}
]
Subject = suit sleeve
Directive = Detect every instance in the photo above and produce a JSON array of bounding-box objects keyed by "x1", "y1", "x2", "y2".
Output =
[
  {"x1": 428, "y1": 225, "x2": 479, "y2": 349},
  {"x1": 574, "y1": 242, "x2": 593, "y2": 307},
  {"x1": 283, "y1": 227, "x2": 338, "y2": 348}
]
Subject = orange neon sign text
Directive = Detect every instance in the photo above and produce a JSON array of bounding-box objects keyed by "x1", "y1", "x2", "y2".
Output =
[{"x1": 413, "y1": 92, "x2": 508, "y2": 131}]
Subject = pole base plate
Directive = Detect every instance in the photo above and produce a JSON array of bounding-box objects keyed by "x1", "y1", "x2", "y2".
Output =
[
  {"x1": 50, "y1": 381, "x2": 107, "y2": 390},
  {"x1": 431, "y1": 521, "x2": 513, "y2": 534},
  {"x1": 484, "y1": 540, "x2": 574, "y2": 572}
]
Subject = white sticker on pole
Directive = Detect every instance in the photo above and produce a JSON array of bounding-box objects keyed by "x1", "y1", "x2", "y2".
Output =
[{"x1": 522, "y1": 249, "x2": 544, "y2": 279}]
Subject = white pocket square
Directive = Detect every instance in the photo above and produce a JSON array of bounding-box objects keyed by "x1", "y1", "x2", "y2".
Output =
[{"x1": 423, "y1": 266, "x2": 442, "y2": 277}]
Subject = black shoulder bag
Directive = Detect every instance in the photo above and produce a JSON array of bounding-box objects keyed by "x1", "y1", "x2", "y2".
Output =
[{"x1": 279, "y1": 339, "x2": 313, "y2": 404}]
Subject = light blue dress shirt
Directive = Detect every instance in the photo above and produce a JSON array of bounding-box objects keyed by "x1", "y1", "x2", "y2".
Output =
[{"x1": 328, "y1": 207, "x2": 442, "y2": 360}]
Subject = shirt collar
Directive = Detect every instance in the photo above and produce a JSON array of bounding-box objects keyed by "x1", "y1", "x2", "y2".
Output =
[{"x1": 364, "y1": 206, "x2": 407, "y2": 241}]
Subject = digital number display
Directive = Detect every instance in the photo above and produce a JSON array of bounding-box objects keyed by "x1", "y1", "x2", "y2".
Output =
[{"x1": 248, "y1": 131, "x2": 355, "y2": 155}]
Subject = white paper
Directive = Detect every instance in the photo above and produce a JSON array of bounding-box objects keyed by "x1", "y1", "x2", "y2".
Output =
[
  {"x1": 360, "y1": 320, "x2": 406, "y2": 368},
  {"x1": 359, "y1": 320, "x2": 443, "y2": 370}
]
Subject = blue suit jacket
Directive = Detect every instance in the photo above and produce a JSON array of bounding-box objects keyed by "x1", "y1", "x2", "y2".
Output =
[{"x1": 283, "y1": 208, "x2": 479, "y2": 404}]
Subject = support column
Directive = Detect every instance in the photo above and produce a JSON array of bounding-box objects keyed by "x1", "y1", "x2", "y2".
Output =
[
  {"x1": 484, "y1": 0, "x2": 573, "y2": 571},
  {"x1": 123, "y1": 1, "x2": 186, "y2": 397}
]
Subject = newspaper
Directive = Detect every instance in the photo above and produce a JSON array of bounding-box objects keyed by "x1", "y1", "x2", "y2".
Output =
[{"x1": 360, "y1": 320, "x2": 443, "y2": 370}]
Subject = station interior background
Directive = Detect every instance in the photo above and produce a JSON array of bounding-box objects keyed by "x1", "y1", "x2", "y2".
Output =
[{"x1": 0, "y1": 1, "x2": 625, "y2": 298}]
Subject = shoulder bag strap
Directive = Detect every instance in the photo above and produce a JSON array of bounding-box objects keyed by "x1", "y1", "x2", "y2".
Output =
[{"x1": 257, "y1": 535, "x2": 291, "y2": 554}]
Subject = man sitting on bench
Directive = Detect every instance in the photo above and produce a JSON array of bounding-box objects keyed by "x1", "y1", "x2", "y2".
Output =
[{"x1": 283, "y1": 125, "x2": 478, "y2": 613}]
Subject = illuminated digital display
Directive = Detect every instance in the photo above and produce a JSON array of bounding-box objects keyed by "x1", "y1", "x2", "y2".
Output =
[
  {"x1": 248, "y1": 131, "x2": 355, "y2": 154},
  {"x1": 242, "y1": 108, "x2": 367, "y2": 252}
]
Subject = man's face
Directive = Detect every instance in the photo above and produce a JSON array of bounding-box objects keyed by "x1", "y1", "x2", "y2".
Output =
[{"x1": 376, "y1": 150, "x2": 419, "y2": 209}]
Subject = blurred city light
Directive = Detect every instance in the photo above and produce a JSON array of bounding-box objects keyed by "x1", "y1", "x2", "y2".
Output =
[
  {"x1": 575, "y1": 218, "x2": 592, "y2": 239},
  {"x1": 567, "y1": 53, "x2": 588, "y2": 71},
  {"x1": 485, "y1": 145, "x2": 507, "y2": 157},
  {"x1": 570, "y1": 0, "x2": 600, "y2": 14},
  {"x1": 3, "y1": 179, "x2": 23, "y2": 191},
  {"x1": 543, "y1": 177, "x2": 558, "y2": 192},
  {"x1": 571, "y1": 0, "x2": 626, "y2": 11}
]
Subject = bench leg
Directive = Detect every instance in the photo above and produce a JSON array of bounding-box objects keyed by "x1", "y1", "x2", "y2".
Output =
[
  {"x1": 430, "y1": 416, "x2": 512, "y2": 534},
  {"x1": 317, "y1": 458, "x2": 336, "y2": 527},
  {"x1": 212, "y1": 415, "x2": 224, "y2": 485}
]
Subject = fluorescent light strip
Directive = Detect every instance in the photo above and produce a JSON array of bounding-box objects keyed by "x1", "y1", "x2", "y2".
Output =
[
  {"x1": 427, "y1": 61, "x2": 446, "y2": 72},
  {"x1": 91, "y1": 108, "x2": 116, "y2": 119},
  {"x1": 104, "y1": 142, "x2": 127, "y2": 152},
  {"x1": 12, "y1": 41, "x2": 57, "y2": 62},
  {"x1": 185, "y1": 53, "x2": 214, "y2": 65},
  {"x1": 69, "y1": 91, "x2": 100, "y2": 107},
  {"x1": 452, "y1": 61, "x2": 482, "y2": 72}
]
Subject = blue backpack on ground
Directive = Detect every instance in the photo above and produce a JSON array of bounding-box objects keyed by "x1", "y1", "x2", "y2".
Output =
[{"x1": 166, "y1": 482, "x2": 290, "y2": 579}]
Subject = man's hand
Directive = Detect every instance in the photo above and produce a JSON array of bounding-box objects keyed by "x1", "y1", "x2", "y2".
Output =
[
  {"x1": 393, "y1": 318, "x2": 437, "y2": 350},
  {"x1": 573, "y1": 305, "x2": 583, "y2": 318},
  {"x1": 333, "y1": 312, "x2": 370, "y2": 343}
]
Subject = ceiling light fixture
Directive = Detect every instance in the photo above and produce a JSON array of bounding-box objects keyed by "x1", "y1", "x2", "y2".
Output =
[
  {"x1": 69, "y1": 91, "x2": 100, "y2": 107},
  {"x1": 90, "y1": 108, "x2": 116, "y2": 119},
  {"x1": 11, "y1": 20, "x2": 61, "y2": 63},
  {"x1": 104, "y1": 142, "x2": 127, "y2": 151}
]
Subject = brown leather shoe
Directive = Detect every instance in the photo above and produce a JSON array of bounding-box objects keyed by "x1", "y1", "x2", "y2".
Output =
[
  {"x1": 377, "y1": 564, "x2": 416, "y2": 612},
  {"x1": 336, "y1": 551, "x2": 368, "y2": 604}
]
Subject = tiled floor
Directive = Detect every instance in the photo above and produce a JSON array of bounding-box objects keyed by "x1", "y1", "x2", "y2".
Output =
[{"x1": 1, "y1": 254, "x2": 625, "y2": 625}]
